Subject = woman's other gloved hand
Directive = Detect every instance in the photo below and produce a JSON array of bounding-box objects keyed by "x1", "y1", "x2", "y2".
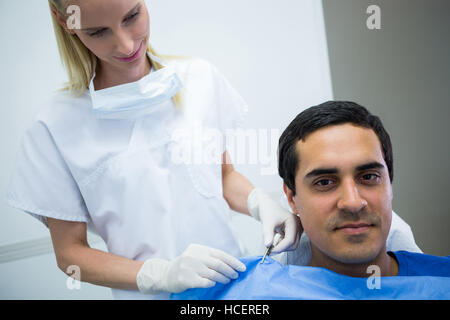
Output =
[{"x1": 136, "y1": 244, "x2": 246, "y2": 294}]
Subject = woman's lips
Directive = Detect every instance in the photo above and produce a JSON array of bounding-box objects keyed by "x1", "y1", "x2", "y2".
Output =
[{"x1": 114, "y1": 41, "x2": 143, "y2": 63}]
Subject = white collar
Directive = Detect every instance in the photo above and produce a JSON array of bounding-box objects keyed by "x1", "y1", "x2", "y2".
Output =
[{"x1": 89, "y1": 51, "x2": 169, "y2": 94}]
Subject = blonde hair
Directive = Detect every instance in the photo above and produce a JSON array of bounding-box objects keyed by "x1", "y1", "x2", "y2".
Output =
[{"x1": 48, "y1": 0, "x2": 182, "y2": 107}]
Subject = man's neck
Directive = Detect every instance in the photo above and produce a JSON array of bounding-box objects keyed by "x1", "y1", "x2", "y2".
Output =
[{"x1": 309, "y1": 247, "x2": 399, "y2": 278}]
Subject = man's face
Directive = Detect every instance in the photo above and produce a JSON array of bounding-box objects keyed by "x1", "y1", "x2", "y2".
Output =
[{"x1": 285, "y1": 123, "x2": 393, "y2": 264}]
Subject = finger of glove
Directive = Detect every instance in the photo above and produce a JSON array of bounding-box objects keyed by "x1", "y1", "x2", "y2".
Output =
[
  {"x1": 176, "y1": 275, "x2": 215, "y2": 293},
  {"x1": 270, "y1": 218, "x2": 299, "y2": 254},
  {"x1": 198, "y1": 266, "x2": 232, "y2": 285},
  {"x1": 262, "y1": 223, "x2": 276, "y2": 248},
  {"x1": 209, "y1": 249, "x2": 246, "y2": 274},
  {"x1": 193, "y1": 277, "x2": 216, "y2": 289},
  {"x1": 186, "y1": 244, "x2": 244, "y2": 273},
  {"x1": 166, "y1": 261, "x2": 215, "y2": 293}
]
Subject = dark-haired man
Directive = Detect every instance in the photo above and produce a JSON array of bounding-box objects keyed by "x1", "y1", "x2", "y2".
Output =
[{"x1": 279, "y1": 101, "x2": 449, "y2": 277}]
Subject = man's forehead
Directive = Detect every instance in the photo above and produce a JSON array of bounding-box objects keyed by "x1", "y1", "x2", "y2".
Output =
[{"x1": 295, "y1": 124, "x2": 385, "y2": 175}]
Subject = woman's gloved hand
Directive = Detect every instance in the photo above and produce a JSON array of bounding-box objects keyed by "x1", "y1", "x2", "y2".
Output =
[
  {"x1": 136, "y1": 244, "x2": 246, "y2": 294},
  {"x1": 247, "y1": 188, "x2": 302, "y2": 254}
]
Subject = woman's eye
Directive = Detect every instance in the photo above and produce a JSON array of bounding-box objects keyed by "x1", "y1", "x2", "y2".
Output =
[
  {"x1": 89, "y1": 28, "x2": 107, "y2": 37},
  {"x1": 124, "y1": 11, "x2": 140, "y2": 23},
  {"x1": 87, "y1": 10, "x2": 140, "y2": 37}
]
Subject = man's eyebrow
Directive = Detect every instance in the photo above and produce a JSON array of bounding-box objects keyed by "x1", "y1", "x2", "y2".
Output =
[
  {"x1": 304, "y1": 168, "x2": 338, "y2": 180},
  {"x1": 304, "y1": 161, "x2": 385, "y2": 180},
  {"x1": 355, "y1": 161, "x2": 385, "y2": 172},
  {"x1": 80, "y1": 3, "x2": 141, "y2": 32}
]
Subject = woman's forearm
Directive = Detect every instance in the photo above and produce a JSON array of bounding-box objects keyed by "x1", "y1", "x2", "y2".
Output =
[
  {"x1": 59, "y1": 243, "x2": 144, "y2": 291},
  {"x1": 222, "y1": 159, "x2": 255, "y2": 214}
]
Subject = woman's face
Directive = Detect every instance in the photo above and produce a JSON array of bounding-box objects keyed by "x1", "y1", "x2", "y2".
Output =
[{"x1": 66, "y1": 0, "x2": 150, "y2": 73}]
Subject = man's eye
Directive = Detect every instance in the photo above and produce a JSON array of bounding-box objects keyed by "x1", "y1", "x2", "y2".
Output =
[
  {"x1": 361, "y1": 173, "x2": 381, "y2": 184},
  {"x1": 314, "y1": 179, "x2": 335, "y2": 190},
  {"x1": 317, "y1": 179, "x2": 333, "y2": 186}
]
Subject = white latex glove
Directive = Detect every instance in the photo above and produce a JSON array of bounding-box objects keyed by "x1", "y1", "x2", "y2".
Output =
[
  {"x1": 247, "y1": 188, "x2": 301, "y2": 254},
  {"x1": 136, "y1": 244, "x2": 246, "y2": 294}
]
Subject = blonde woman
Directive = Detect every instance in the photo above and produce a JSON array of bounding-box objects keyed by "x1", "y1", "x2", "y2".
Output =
[{"x1": 5, "y1": 0, "x2": 300, "y2": 299}]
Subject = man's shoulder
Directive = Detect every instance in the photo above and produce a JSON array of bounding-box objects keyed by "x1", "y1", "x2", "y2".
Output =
[{"x1": 393, "y1": 250, "x2": 450, "y2": 277}]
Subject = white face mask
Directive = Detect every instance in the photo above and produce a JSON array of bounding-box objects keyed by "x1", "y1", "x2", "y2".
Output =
[{"x1": 89, "y1": 52, "x2": 183, "y2": 120}]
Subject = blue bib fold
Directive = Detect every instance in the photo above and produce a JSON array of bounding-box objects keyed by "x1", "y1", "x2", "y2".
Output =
[{"x1": 171, "y1": 256, "x2": 450, "y2": 300}]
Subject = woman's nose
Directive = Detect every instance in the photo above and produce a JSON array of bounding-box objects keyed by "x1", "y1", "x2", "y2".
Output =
[
  {"x1": 114, "y1": 30, "x2": 135, "y2": 57},
  {"x1": 336, "y1": 179, "x2": 368, "y2": 213}
]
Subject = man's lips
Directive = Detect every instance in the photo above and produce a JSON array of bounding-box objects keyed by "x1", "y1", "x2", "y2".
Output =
[
  {"x1": 334, "y1": 222, "x2": 374, "y2": 235},
  {"x1": 335, "y1": 223, "x2": 373, "y2": 229}
]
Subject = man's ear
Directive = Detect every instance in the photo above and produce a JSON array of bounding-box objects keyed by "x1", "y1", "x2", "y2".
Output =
[
  {"x1": 50, "y1": 4, "x2": 76, "y2": 35},
  {"x1": 283, "y1": 183, "x2": 300, "y2": 216}
]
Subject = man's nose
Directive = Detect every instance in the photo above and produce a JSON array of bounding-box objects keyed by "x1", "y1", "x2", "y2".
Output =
[{"x1": 336, "y1": 178, "x2": 368, "y2": 213}]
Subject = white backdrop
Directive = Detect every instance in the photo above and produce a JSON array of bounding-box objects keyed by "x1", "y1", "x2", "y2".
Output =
[{"x1": 0, "y1": 0, "x2": 332, "y2": 299}]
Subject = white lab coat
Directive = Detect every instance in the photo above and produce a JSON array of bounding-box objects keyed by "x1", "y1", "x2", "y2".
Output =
[{"x1": 5, "y1": 57, "x2": 248, "y2": 299}]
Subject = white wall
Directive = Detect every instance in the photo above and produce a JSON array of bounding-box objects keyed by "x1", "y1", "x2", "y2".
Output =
[{"x1": 0, "y1": 0, "x2": 332, "y2": 299}]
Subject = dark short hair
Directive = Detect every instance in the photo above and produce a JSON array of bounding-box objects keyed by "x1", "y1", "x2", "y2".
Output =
[{"x1": 278, "y1": 101, "x2": 393, "y2": 195}]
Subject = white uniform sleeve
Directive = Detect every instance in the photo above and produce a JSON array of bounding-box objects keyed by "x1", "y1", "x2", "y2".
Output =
[
  {"x1": 212, "y1": 65, "x2": 249, "y2": 132},
  {"x1": 5, "y1": 120, "x2": 90, "y2": 228}
]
